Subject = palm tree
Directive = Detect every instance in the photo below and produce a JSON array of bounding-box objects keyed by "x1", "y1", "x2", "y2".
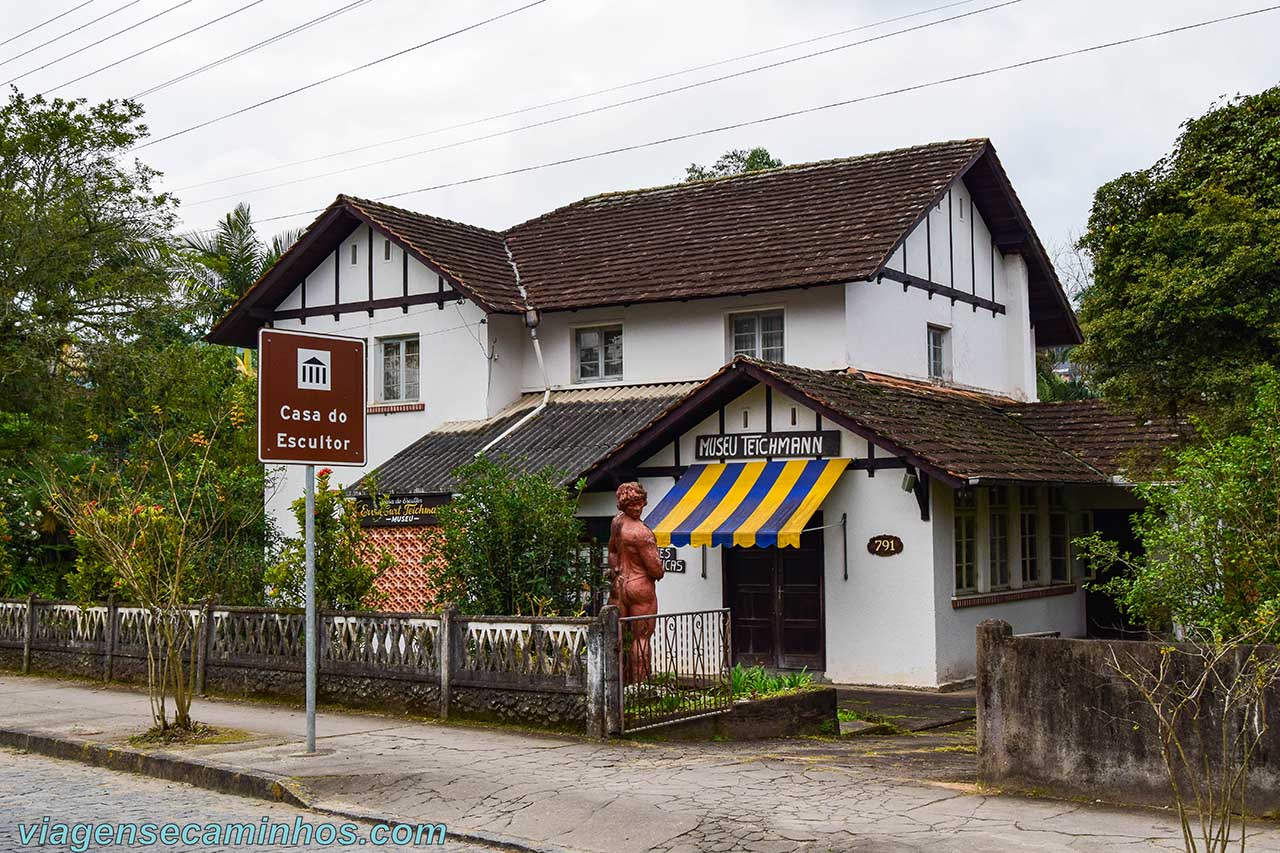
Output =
[{"x1": 179, "y1": 203, "x2": 302, "y2": 330}]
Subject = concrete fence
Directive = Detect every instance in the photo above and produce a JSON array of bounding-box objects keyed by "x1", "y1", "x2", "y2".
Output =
[
  {"x1": 0, "y1": 597, "x2": 622, "y2": 737},
  {"x1": 975, "y1": 619, "x2": 1280, "y2": 811}
]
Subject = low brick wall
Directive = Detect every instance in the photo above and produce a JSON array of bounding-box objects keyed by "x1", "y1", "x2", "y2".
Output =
[
  {"x1": 0, "y1": 598, "x2": 615, "y2": 737},
  {"x1": 976, "y1": 620, "x2": 1280, "y2": 812}
]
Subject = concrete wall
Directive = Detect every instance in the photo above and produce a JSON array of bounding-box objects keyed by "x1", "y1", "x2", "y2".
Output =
[{"x1": 976, "y1": 621, "x2": 1280, "y2": 811}]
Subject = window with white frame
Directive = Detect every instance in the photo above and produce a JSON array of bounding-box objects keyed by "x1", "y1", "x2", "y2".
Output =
[
  {"x1": 575, "y1": 325, "x2": 623, "y2": 382},
  {"x1": 1020, "y1": 486, "x2": 1040, "y2": 586},
  {"x1": 730, "y1": 310, "x2": 784, "y2": 362},
  {"x1": 379, "y1": 335, "x2": 419, "y2": 401},
  {"x1": 989, "y1": 486, "x2": 1011, "y2": 589},
  {"x1": 927, "y1": 325, "x2": 949, "y2": 381},
  {"x1": 954, "y1": 490, "x2": 977, "y2": 593},
  {"x1": 1049, "y1": 487, "x2": 1070, "y2": 583}
]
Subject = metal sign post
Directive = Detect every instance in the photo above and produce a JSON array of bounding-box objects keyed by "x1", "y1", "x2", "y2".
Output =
[{"x1": 258, "y1": 329, "x2": 366, "y2": 755}]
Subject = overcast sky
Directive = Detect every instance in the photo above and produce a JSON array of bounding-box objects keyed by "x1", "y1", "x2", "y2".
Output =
[{"x1": 6, "y1": 0, "x2": 1278, "y2": 256}]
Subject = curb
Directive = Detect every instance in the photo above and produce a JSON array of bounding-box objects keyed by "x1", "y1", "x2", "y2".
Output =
[{"x1": 0, "y1": 725, "x2": 572, "y2": 853}]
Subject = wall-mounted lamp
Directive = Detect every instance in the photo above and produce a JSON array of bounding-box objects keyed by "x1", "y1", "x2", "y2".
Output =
[
  {"x1": 523, "y1": 307, "x2": 541, "y2": 329},
  {"x1": 901, "y1": 470, "x2": 918, "y2": 493}
]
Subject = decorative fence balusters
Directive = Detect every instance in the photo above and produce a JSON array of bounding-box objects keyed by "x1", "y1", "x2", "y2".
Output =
[
  {"x1": 324, "y1": 613, "x2": 441, "y2": 674},
  {"x1": 211, "y1": 608, "x2": 307, "y2": 663},
  {"x1": 0, "y1": 600, "x2": 26, "y2": 646},
  {"x1": 458, "y1": 618, "x2": 591, "y2": 687},
  {"x1": 33, "y1": 604, "x2": 108, "y2": 651}
]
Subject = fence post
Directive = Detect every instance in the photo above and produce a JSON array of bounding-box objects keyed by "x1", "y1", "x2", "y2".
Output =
[
  {"x1": 103, "y1": 594, "x2": 117, "y2": 682},
  {"x1": 586, "y1": 606, "x2": 619, "y2": 738},
  {"x1": 438, "y1": 604, "x2": 459, "y2": 721},
  {"x1": 195, "y1": 598, "x2": 213, "y2": 696},
  {"x1": 598, "y1": 605, "x2": 621, "y2": 736},
  {"x1": 975, "y1": 618, "x2": 1013, "y2": 773},
  {"x1": 21, "y1": 594, "x2": 35, "y2": 675}
]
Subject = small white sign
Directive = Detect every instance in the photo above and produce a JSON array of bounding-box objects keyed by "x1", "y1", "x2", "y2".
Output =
[{"x1": 297, "y1": 348, "x2": 331, "y2": 391}]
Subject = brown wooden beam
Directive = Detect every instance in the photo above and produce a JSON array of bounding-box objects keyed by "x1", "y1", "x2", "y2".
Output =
[
  {"x1": 875, "y1": 268, "x2": 1005, "y2": 315},
  {"x1": 272, "y1": 289, "x2": 464, "y2": 321}
]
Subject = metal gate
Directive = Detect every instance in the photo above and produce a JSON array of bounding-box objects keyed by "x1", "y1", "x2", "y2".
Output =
[{"x1": 618, "y1": 608, "x2": 731, "y2": 734}]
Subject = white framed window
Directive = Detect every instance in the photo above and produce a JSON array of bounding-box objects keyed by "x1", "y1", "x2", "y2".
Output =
[
  {"x1": 1020, "y1": 486, "x2": 1040, "y2": 586},
  {"x1": 989, "y1": 486, "x2": 1011, "y2": 589},
  {"x1": 575, "y1": 325, "x2": 623, "y2": 382},
  {"x1": 954, "y1": 490, "x2": 977, "y2": 594},
  {"x1": 382, "y1": 238, "x2": 392, "y2": 262},
  {"x1": 729, "y1": 310, "x2": 784, "y2": 362},
  {"x1": 379, "y1": 335, "x2": 419, "y2": 402},
  {"x1": 1049, "y1": 487, "x2": 1070, "y2": 584},
  {"x1": 927, "y1": 325, "x2": 949, "y2": 381}
]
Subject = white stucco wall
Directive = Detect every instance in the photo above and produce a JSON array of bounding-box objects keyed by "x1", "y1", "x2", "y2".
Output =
[
  {"x1": 521, "y1": 286, "x2": 848, "y2": 391},
  {"x1": 267, "y1": 229, "x2": 496, "y2": 537}
]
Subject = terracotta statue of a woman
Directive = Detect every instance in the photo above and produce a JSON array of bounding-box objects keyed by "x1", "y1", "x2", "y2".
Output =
[{"x1": 607, "y1": 482, "x2": 664, "y2": 682}]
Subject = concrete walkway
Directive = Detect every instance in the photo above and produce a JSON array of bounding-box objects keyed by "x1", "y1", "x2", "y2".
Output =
[{"x1": 2, "y1": 672, "x2": 1277, "y2": 852}]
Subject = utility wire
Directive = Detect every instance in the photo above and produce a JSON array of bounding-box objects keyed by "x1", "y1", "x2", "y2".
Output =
[
  {"x1": 230, "y1": 4, "x2": 1280, "y2": 228},
  {"x1": 131, "y1": 0, "x2": 374, "y2": 99},
  {"x1": 4, "y1": 0, "x2": 199, "y2": 86},
  {"x1": 183, "y1": 0, "x2": 1023, "y2": 206},
  {"x1": 41, "y1": 0, "x2": 268, "y2": 95},
  {"x1": 0, "y1": 0, "x2": 141, "y2": 70},
  {"x1": 133, "y1": 0, "x2": 550, "y2": 150},
  {"x1": 175, "y1": 0, "x2": 984, "y2": 192},
  {"x1": 1, "y1": 0, "x2": 101, "y2": 49}
]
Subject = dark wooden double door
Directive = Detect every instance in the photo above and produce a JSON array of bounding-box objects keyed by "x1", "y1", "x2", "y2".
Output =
[{"x1": 723, "y1": 518, "x2": 825, "y2": 670}]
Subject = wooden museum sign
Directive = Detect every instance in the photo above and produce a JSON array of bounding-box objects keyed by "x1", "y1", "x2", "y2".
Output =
[
  {"x1": 258, "y1": 328, "x2": 366, "y2": 466},
  {"x1": 694, "y1": 430, "x2": 840, "y2": 461}
]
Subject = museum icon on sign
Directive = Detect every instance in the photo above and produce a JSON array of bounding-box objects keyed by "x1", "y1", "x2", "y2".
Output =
[{"x1": 297, "y1": 348, "x2": 331, "y2": 391}]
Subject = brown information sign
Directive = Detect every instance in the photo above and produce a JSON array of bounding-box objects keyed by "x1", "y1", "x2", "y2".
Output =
[{"x1": 258, "y1": 328, "x2": 366, "y2": 466}]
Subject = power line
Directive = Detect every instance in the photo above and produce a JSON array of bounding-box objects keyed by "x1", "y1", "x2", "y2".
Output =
[
  {"x1": 131, "y1": 0, "x2": 375, "y2": 99},
  {"x1": 133, "y1": 0, "x2": 551, "y2": 150},
  {"x1": 4, "y1": 0, "x2": 199, "y2": 87},
  {"x1": 1, "y1": 0, "x2": 101, "y2": 49},
  {"x1": 182, "y1": 0, "x2": 1023, "y2": 207},
  {"x1": 174, "y1": 0, "x2": 985, "y2": 192},
  {"x1": 0, "y1": 0, "x2": 142, "y2": 71},
  {"x1": 232, "y1": 4, "x2": 1280, "y2": 228},
  {"x1": 41, "y1": 0, "x2": 269, "y2": 95}
]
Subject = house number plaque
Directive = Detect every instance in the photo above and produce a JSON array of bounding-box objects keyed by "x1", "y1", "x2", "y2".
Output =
[{"x1": 867, "y1": 535, "x2": 904, "y2": 557}]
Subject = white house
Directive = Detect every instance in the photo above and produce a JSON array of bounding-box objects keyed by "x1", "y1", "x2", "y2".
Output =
[{"x1": 210, "y1": 139, "x2": 1175, "y2": 688}]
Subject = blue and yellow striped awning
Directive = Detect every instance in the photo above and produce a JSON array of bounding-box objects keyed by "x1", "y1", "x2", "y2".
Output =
[{"x1": 644, "y1": 459, "x2": 850, "y2": 549}]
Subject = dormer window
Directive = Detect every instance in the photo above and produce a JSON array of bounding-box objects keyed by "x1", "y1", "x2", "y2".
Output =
[
  {"x1": 730, "y1": 310, "x2": 784, "y2": 362},
  {"x1": 575, "y1": 325, "x2": 623, "y2": 382}
]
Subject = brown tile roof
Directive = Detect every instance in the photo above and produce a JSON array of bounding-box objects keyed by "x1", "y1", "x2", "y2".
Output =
[
  {"x1": 726, "y1": 360, "x2": 1109, "y2": 485},
  {"x1": 209, "y1": 138, "x2": 1081, "y2": 347},
  {"x1": 340, "y1": 195, "x2": 523, "y2": 312},
  {"x1": 504, "y1": 140, "x2": 989, "y2": 310},
  {"x1": 1002, "y1": 399, "x2": 1185, "y2": 480},
  {"x1": 354, "y1": 382, "x2": 699, "y2": 495}
]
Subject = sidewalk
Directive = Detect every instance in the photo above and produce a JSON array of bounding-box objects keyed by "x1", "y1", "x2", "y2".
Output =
[{"x1": 2, "y1": 672, "x2": 1277, "y2": 852}]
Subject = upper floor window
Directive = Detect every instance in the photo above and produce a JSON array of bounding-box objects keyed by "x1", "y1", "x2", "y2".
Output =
[
  {"x1": 350, "y1": 243, "x2": 358, "y2": 265},
  {"x1": 927, "y1": 325, "x2": 949, "y2": 381},
  {"x1": 382, "y1": 238, "x2": 392, "y2": 261},
  {"x1": 730, "y1": 310, "x2": 784, "y2": 362},
  {"x1": 379, "y1": 335, "x2": 419, "y2": 402},
  {"x1": 576, "y1": 325, "x2": 623, "y2": 382}
]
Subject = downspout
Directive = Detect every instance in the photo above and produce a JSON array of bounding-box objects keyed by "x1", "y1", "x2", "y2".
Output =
[{"x1": 475, "y1": 241, "x2": 549, "y2": 457}]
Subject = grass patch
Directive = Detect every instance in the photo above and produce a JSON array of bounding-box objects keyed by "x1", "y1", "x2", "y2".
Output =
[{"x1": 729, "y1": 664, "x2": 814, "y2": 698}]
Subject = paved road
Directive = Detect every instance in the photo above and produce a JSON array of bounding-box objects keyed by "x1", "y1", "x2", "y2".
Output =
[{"x1": 0, "y1": 749, "x2": 489, "y2": 852}]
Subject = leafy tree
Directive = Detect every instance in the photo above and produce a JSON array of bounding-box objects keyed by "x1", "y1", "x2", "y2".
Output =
[
  {"x1": 1075, "y1": 87, "x2": 1280, "y2": 423},
  {"x1": 0, "y1": 90, "x2": 175, "y2": 463},
  {"x1": 431, "y1": 457, "x2": 586, "y2": 616},
  {"x1": 684, "y1": 146, "x2": 783, "y2": 182},
  {"x1": 266, "y1": 469, "x2": 391, "y2": 610},
  {"x1": 49, "y1": 386, "x2": 262, "y2": 734},
  {"x1": 177, "y1": 203, "x2": 302, "y2": 331},
  {"x1": 1035, "y1": 348, "x2": 1093, "y2": 402},
  {"x1": 1078, "y1": 375, "x2": 1280, "y2": 643}
]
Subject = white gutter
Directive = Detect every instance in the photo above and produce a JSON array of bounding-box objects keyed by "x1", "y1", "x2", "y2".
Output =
[{"x1": 474, "y1": 243, "x2": 549, "y2": 458}]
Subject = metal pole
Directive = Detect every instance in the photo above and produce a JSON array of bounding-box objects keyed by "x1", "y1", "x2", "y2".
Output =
[{"x1": 304, "y1": 463, "x2": 317, "y2": 754}]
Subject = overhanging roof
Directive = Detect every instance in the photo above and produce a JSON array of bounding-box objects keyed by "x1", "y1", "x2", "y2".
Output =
[{"x1": 209, "y1": 139, "x2": 1081, "y2": 348}]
